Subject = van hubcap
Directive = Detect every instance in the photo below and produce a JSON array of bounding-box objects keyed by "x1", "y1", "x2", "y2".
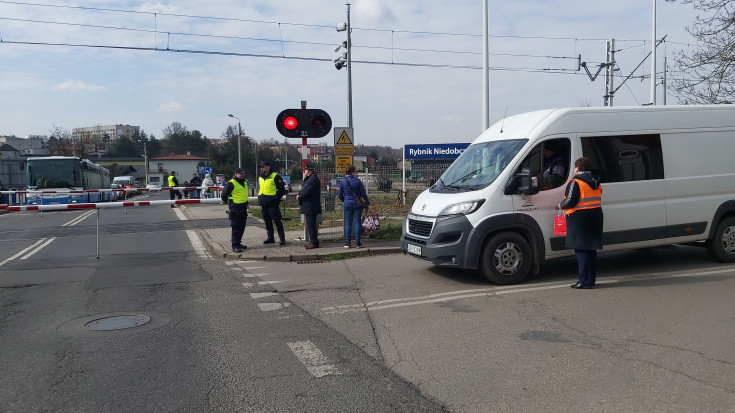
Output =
[
  {"x1": 721, "y1": 225, "x2": 735, "y2": 254},
  {"x1": 493, "y1": 242, "x2": 522, "y2": 275}
]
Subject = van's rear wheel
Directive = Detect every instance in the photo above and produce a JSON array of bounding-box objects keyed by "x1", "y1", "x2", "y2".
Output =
[
  {"x1": 480, "y1": 232, "x2": 532, "y2": 285},
  {"x1": 707, "y1": 217, "x2": 735, "y2": 262}
]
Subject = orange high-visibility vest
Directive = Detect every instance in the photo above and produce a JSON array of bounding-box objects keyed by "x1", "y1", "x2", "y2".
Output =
[{"x1": 565, "y1": 179, "x2": 602, "y2": 215}]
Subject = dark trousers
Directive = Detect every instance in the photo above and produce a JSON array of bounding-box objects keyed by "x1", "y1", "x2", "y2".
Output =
[
  {"x1": 262, "y1": 203, "x2": 285, "y2": 242},
  {"x1": 229, "y1": 204, "x2": 248, "y2": 247},
  {"x1": 575, "y1": 249, "x2": 597, "y2": 286},
  {"x1": 305, "y1": 214, "x2": 319, "y2": 246},
  {"x1": 169, "y1": 190, "x2": 182, "y2": 200}
]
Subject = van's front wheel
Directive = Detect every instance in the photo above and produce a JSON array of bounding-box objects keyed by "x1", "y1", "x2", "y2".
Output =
[
  {"x1": 707, "y1": 216, "x2": 735, "y2": 262},
  {"x1": 480, "y1": 232, "x2": 532, "y2": 285}
]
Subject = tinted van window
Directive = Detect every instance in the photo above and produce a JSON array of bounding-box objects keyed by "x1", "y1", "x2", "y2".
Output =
[{"x1": 581, "y1": 134, "x2": 664, "y2": 183}]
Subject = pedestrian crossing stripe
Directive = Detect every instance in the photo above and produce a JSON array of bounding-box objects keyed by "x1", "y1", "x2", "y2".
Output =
[{"x1": 336, "y1": 130, "x2": 352, "y2": 145}]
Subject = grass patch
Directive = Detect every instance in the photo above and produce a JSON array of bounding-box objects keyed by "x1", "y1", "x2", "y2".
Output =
[
  {"x1": 365, "y1": 221, "x2": 402, "y2": 240},
  {"x1": 321, "y1": 251, "x2": 374, "y2": 261}
]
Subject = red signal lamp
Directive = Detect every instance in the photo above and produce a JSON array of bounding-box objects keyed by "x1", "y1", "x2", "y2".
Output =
[{"x1": 283, "y1": 116, "x2": 298, "y2": 130}]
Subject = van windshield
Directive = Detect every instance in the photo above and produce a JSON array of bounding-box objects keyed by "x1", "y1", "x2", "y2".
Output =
[{"x1": 434, "y1": 139, "x2": 526, "y2": 192}]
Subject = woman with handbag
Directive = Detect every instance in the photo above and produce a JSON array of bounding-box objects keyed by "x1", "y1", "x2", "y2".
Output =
[
  {"x1": 337, "y1": 165, "x2": 370, "y2": 248},
  {"x1": 558, "y1": 157, "x2": 603, "y2": 289}
]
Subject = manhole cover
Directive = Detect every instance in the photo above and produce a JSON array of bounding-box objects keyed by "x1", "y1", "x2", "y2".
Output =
[{"x1": 83, "y1": 314, "x2": 151, "y2": 331}]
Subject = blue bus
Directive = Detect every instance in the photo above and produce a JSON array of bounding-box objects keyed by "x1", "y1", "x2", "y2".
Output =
[{"x1": 26, "y1": 156, "x2": 114, "y2": 205}]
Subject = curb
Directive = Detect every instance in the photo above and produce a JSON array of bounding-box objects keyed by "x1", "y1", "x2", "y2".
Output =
[{"x1": 221, "y1": 246, "x2": 403, "y2": 261}]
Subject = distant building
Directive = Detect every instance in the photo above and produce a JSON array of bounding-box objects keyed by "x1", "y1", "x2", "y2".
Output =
[
  {"x1": 72, "y1": 125, "x2": 140, "y2": 141},
  {"x1": 0, "y1": 135, "x2": 49, "y2": 155},
  {"x1": 0, "y1": 143, "x2": 21, "y2": 159},
  {"x1": 149, "y1": 154, "x2": 213, "y2": 184}
]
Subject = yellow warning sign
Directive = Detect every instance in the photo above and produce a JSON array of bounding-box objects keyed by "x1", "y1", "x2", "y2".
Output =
[
  {"x1": 335, "y1": 146, "x2": 354, "y2": 155},
  {"x1": 336, "y1": 156, "x2": 353, "y2": 174},
  {"x1": 336, "y1": 130, "x2": 353, "y2": 145}
]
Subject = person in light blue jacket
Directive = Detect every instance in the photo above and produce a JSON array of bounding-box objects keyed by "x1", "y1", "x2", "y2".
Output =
[{"x1": 337, "y1": 165, "x2": 369, "y2": 248}]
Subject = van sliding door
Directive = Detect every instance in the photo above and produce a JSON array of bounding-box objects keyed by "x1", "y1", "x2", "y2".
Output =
[{"x1": 581, "y1": 134, "x2": 666, "y2": 246}]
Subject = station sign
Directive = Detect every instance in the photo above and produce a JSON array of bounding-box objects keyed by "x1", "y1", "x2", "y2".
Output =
[{"x1": 404, "y1": 143, "x2": 470, "y2": 160}]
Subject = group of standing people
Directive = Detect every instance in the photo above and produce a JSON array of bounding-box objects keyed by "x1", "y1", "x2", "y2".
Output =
[{"x1": 221, "y1": 161, "x2": 289, "y2": 253}]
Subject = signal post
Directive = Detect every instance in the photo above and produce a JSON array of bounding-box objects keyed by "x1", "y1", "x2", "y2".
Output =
[{"x1": 275, "y1": 101, "x2": 332, "y2": 171}]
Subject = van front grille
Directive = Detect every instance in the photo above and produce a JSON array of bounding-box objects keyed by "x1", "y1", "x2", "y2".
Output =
[{"x1": 408, "y1": 218, "x2": 433, "y2": 237}]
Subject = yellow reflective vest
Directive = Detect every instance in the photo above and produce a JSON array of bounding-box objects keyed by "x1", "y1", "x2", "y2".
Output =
[
  {"x1": 167, "y1": 175, "x2": 176, "y2": 187},
  {"x1": 228, "y1": 179, "x2": 249, "y2": 204},
  {"x1": 258, "y1": 172, "x2": 278, "y2": 196}
]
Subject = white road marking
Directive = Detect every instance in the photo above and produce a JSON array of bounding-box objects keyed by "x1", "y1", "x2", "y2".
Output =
[
  {"x1": 320, "y1": 265, "x2": 735, "y2": 315},
  {"x1": 61, "y1": 209, "x2": 96, "y2": 227},
  {"x1": 251, "y1": 292, "x2": 279, "y2": 299},
  {"x1": 0, "y1": 238, "x2": 48, "y2": 267},
  {"x1": 185, "y1": 229, "x2": 209, "y2": 259},
  {"x1": 257, "y1": 280, "x2": 285, "y2": 285},
  {"x1": 287, "y1": 340, "x2": 341, "y2": 378},
  {"x1": 242, "y1": 282, "x2": 254, "y2": 288},
  {"x1": 241, "y1": 273, "x2": 257, "y2": 278},
  {"x1": 225, "y1": 261, "x2": 235, "y2": 266},
  {"x1": 242, "y1": 266, "x2": 267, "y2": 270},
  {"x1": 258, "y1": 302, "x2": 291, "y2": 312},
  {"x1": 20, "y1": 237, "x2": 56, "y2": 260}
]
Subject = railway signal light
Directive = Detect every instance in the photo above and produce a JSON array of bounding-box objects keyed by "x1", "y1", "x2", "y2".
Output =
[{"x1": 275, "y1": 109, "x2": 332, "y2": 138}]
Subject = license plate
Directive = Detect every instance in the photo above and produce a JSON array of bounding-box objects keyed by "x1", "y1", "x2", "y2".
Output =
[{"x1": 407, "y1": 244, "x2": 421, "y2": 256}]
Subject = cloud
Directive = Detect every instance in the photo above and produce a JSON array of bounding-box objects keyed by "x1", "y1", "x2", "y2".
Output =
[
  {"x1": 354, "y1": 0, "x2": 396, "y2": 25},
  {"x1": 159, "y1": 101, "x2": 183, "y2": 113},
  {"x1": 52, "y1": 80, "x2": 105, "y2": 92}
]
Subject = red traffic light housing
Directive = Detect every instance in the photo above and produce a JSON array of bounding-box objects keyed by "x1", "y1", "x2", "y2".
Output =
[{"x1": 276, "y1": 109, "x2": 332, "y2": 138}]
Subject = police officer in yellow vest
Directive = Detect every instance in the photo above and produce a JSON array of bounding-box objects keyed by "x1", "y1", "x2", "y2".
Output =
[
  {"x1": 258, "y1": 161, "x2": 287, "y2": 245},
  {"x1": 221, "y1": 167, "x2": 249, "y2": 253},
  {"x1": 167, "y1": 171, "x2": 182, "y2": 208}
]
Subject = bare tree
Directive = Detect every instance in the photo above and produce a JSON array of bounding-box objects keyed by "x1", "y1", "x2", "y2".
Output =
[{"x1": 666, "y1": 0, "x2": 735, "y2": 104}]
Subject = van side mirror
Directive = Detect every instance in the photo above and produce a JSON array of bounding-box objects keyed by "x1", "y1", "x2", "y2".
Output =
[{"x1": 505, "y1": 167, "x2": 539, "y2": 195}]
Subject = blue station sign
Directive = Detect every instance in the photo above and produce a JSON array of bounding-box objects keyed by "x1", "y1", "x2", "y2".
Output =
[{"x1": 404, "y1": 143, "x2": 470, "y2": 160}]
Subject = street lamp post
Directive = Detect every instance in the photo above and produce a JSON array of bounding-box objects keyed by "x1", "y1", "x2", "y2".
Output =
[
  {"x1": 335, "y1": 2, "x2": 353, "y2": 128},
  {"x1": 227, "y1": 114, "x2": 242, "y2": 168}
]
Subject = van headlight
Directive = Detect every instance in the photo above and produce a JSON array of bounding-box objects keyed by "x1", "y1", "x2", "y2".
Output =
[{"x1": 438, "y1": 200, "x2": 485, "y2": 216}]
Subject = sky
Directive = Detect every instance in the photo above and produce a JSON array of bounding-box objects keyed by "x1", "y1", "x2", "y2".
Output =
[{"x1": 0, "y1": 1, "x2": 701, "y2": 148}]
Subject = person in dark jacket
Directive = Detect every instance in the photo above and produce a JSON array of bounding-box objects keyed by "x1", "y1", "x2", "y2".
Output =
[
  {"x1": 190, "y1": 173, "x2": 202, "y2": 199},
  {"x1": 258, "y1": 161, "x2": 287, "y2": 245},
  {"x1": 167, "y1": 171, "x2": 182, "y2": 208},
  {"x1": 221, "y1": 168, "x2": 249, "y2": 253},
  {"x1": 558, "y1": 157, "x2": 603, "y2": 289},
  {"x1": 337, "y1": 165, "x2": 370, "y2": 248},
  {"x1": 297, "y1": 163, "x2": 322, "y2": 249}
]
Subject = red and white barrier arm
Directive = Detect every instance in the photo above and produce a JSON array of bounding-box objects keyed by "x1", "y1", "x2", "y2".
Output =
[
  {"x1": 2, "y1": 196, "x2": 258, "y2": 212},
  {"x1": 1, "y1": 186, "x2": 222, "y2": 195}
]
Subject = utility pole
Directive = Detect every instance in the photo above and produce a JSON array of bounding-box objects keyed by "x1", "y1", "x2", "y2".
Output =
[
  {"x1": 651, "y1": 0, "x2": 657, "y2": 105},
  {"x1": 482, "y1": 0, "x2": 489, "y2": 131},
  {"x1": 605, "y1": 39, "x2": 615, "y2": 107}
]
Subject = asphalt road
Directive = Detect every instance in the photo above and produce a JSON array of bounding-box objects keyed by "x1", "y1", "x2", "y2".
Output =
[
  {"x1": 0, "y1": 195, "x2": 444, "y2": 413},
  {"x1": 1, "y1": 193, "x2": 734, "y2": 412},
  {"x1": 242, "y1": 245, "x2": 735, "y2": 412}
]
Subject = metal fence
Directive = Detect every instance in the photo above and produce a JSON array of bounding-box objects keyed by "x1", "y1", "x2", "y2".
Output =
[{"x1": 285, "y1": 164, "x2": 452, "y2": 241}]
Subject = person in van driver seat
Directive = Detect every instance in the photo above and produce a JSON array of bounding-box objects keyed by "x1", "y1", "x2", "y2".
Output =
[{"x1": 542, "y1": 143, "x2": 567, "y2": 190}]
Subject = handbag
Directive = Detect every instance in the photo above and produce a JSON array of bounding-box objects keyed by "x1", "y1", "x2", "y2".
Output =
[
  {"x1": 362, "y1": 212, "x2": 380, "y2": 234},
  {"x1": 554, "y1": 210, "x2": 567, "y2": 236},
  {"x1": 346, "y1": 178, "x2": 369, "y2": 207}
]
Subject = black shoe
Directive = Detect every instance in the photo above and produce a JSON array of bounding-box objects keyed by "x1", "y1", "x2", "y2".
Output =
[
  {"x1": 571, "y1": 283, "x2": 593, "y2": 289},
  {"x1": 280, "y1": 240, "x2": 286, "y2": 245},
  {"x1": 170, "y1": 205, "x2": 175, "y2": 208},
  {"x1": 237, "y1": 244, "x2": 247, "y2": 250},
  {"x1": 232, "y1": 246, "x2": 243, "y2": 253},
  {"x1": 263, "y1": 239, "x2": 275, "y2": 244}
]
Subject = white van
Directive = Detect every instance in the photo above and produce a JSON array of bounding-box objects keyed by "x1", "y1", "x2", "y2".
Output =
[
  {"x1": 401, "y1": 105, "x2": 735, "y2": 284},
  {"x1": 112, "y1": 175, "x2": 138, "y2": 196}
]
